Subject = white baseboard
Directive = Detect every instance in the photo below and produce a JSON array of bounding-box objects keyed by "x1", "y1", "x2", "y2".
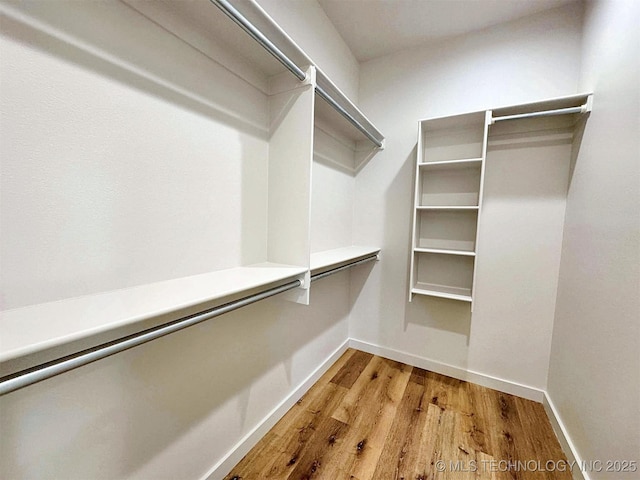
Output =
[
  {"x1": 348, "y1": 339, "x2": 544, "y2": 402},
  {"x1": 200, "y1": 339, "x2": 350, "y2": 480},
  {"x1": 543, "y1": 393, "x2": 589, "y2": 480}
]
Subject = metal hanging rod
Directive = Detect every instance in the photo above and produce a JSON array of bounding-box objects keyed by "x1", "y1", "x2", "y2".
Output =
[
  {"x1": 210, "y1": 0, "x2": 306, "y2": 81},
  {"x1": 210, "y1": 0, "x2": 383, "y2": 149},
  {"x1": 490, "y1": 103, "x2": 589, "y2": 124},
  {"x1": 0, "y1": 279, "x2": 301, "y2": 396},
  {"x1": 310, "y1": 254, "x2": 379, "y2": 283}
]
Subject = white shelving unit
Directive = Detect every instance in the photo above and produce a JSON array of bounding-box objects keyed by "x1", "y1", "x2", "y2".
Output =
[
  {"x1": 410, "y1": 111, "x2": 489, "y2": 305},
  {"x1": 409, "y1": 94, "x2": 593, "y2": 306},
  {"x1": 0, "y1": 0, "x2": 384, "y2": 376}
]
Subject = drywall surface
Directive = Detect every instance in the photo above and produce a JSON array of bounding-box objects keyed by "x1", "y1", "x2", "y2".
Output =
[
  {"x1": 310, "y1": 159, "x2": 354, "y2": 253},
  {"x1": 471, "y1": 127, "x2": 572, "y2": 389},
  {"x1": 257, "y1": 0, "x2": 360, "y2": 102},
  {"x1": 547, "y1": 0, "x2": 640, "y2": 477},
  {"x1": 0, "y1": 1, "x2": 357, "y2": 478},
  {"x1": 352, "y1": 4, "x2": 583, "y2": 390}
]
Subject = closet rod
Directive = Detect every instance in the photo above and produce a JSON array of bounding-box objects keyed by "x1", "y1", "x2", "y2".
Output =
[
  {"x1": 315, "y1": 86, "x2": 384, "y2": 148},
  {"x1": 209, "y1": 0, "x2": 383, "y2": 149},
  {"x1": 490, "y1": 103, "x2": 589, "y2": 124},
  {"x1": 210, "y1": 0, "x2": 307, "y2": 81},
  {"x1": 0, "y1": 279, "x2": 301, "y2": 396},
  {"x1": 310, "y1": 254, "x2": 379, "y2": 283}
]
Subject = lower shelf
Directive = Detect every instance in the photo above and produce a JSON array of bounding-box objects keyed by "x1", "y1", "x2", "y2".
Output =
[
  {"x1": 412, "y1": 251, "x2": 474, "y2": 303},
  {"x1": 310, "y1": 246, "x2": 380, "y2": 275},
  {"x1": 412, "y1": 283, "x2": 473, "y2": 302},
  {"x1": 0, "y1": 263, "x2": 307, "y2": 370},
  {"x1": 414, "y1": 247, "x2": 475, "y2": 256}
]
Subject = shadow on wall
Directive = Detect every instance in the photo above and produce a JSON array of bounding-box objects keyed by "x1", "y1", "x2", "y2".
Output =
[
  {"x1": 1, "y1": 2, "x2": 268, "y2": 139},
  {"x1": 347, "y1": 260, "x2": 378, "y2": 304},
  {"x1": 405, "y1": 295, "x2": 472, "y2": 341}
]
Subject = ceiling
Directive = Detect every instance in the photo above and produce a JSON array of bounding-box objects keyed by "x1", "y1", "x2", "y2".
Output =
[{"x1": 318, "y1": 0, "x2": 578, "y2": 62}]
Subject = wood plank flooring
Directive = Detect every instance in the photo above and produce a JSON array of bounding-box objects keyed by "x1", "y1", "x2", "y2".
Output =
[{"x1": 224, "y1": 349, "x2": 571, "y2": 480}]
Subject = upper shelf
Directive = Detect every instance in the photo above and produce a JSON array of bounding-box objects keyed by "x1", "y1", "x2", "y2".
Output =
[
  {"x1": 123, "y1": 0, "x2": 304, "y2": 91},
  {"x1": 314, "y1": 70, "x2": 384, "y2": 148},
  {"x1": 311, "y1": 246, "x2": 380, "y2": 276},
  {"x1": 125, "y1": 0, "x2": 384, "y2": 149},
  {"x1": 490, "y1": 93, "x2": 592, "y2": 120},
  {"x1": 0, "y1": 263, "x2": 306, "y2": 370},
  {"x1": 419, "y1": 158, "x2": 483, "y2": 169}
]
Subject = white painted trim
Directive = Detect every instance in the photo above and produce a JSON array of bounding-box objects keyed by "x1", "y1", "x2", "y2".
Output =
[
  {"x1": 348, "y1": 339, "x2": 544, "y2": 402},
  {"x1": 543, "y1": 393, "x2": 590, "y2": 480},
  {"x1": 200, "y1": 339, "x2": 350, "y2": 480}
]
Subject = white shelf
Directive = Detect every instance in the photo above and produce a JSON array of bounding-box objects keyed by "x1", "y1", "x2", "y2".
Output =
[
  {"x1": 412, "y1": 283, "x2": 473, "y2": 302},
  {"x1": 0, "y1": 264, "x2": 306, "y2": 365},
  {"x1": 416, "y1": 205, "x2": 479, "y2": 210},
  {"x1": 414, "y1": 247, "x2": 475, "y2": 256},
  {"x1": 310, "y1": 246, "x2": 380, "y2": 275},
  {"x1": 418, "y1": 158, "x2": 483, "y2": 169},
  {"x1": 315, "y1": 69, "x2": 384, "y2": 148}
]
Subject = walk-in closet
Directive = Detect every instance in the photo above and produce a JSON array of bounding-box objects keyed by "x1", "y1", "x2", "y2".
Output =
[{"x1": 1, "y1": 0, "x2": 638, "y2": 479}]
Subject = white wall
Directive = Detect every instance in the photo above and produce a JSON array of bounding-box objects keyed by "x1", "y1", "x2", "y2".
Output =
[
  {"x1": 0, "y1": 1, "x2": 358, "y2": 478},
  {"x1": 352, "y1": 3, "x2": 584, "y2": 390},
  {"x1": 310, "y1": 159, "x2": 354, "y2": 253},
  {"x1": 471, "y1": 121, "x2": 574, "y2": 389},
  {"x1": 547, "y1": 0, "x2": 640, "y2": 477}
]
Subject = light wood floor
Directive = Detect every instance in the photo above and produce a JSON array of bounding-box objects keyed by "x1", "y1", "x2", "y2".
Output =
[{"x1": 225, "y1": 349, "x2": 571, "y2": 480}]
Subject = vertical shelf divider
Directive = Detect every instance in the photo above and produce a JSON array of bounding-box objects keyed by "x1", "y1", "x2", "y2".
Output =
[
  {"x1": 409, "y1": 120, "x2": 423, "y2": 302},
  {"x1": 470, "y1": 111, "x2": 491, "y2": 310},
  {"x1": 267, "y1": 66, "x2": 316, "y2": 304}
]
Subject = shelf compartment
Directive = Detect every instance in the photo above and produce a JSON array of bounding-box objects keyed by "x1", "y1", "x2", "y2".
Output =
[
  {"x1": 415, "y1": 209, "x2": 478, "y2": 252},
  {"x1": 0, "y1": 264, "x2": 307, "y2": 370},
  {"x1": 412, "y1": 252, "x2": 474, "y2": 302},
  {"x1": 412, "y1": 284, "x2": 472, "y2": 302},
  {"x1": 421, "y1": 111, "x2": 486, "y2": 163},
  {"x1": 418, "y1": 162, "x2": 481, "y2": 206},
  {"x1": 310, "y1": 246, "x2": 380, "y2": 275},
  {"x1": 414, "y1": 247, "x2": 475, "y2": 256},
  {"x1": 419, "y1": 158, "x2": 483, "y2": 169}
]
